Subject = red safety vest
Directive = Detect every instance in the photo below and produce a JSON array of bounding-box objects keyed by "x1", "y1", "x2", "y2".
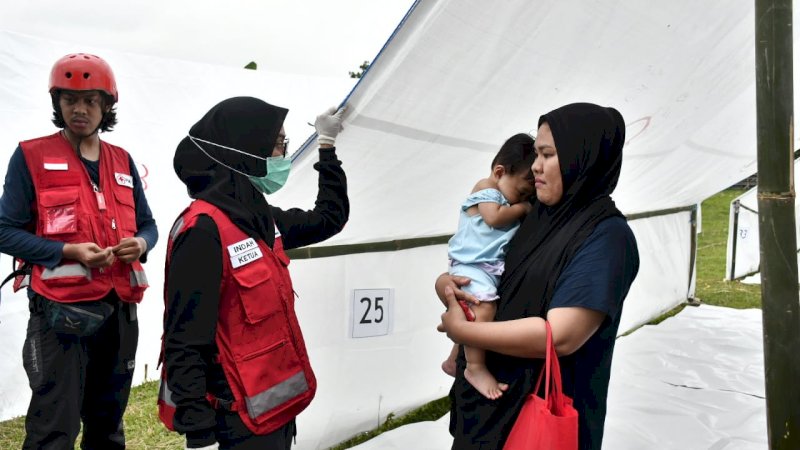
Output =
[
  {"x1": 20, "y1": 132, "x2": 148, "y2": 303},
  {"x1": 158, "y1": 200, "x2": 316, "y2": 435}
]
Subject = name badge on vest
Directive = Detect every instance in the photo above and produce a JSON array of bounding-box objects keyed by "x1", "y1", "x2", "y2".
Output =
[
  {"x1": 228, "y1": 238, "x2": 263, "y2": 268},
  {"x1": 115, "y1": 172, "x2": 134, "y2": 188}
]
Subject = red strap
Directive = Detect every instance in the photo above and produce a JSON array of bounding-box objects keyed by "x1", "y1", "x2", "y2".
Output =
[
  {"x1": 533, "y1": 321, "x2": 558, "y2": 402},
  {"x1": 544, "y1": 321, "x2": 552, "y2": 402},
  {"x1": 206, "y1": 393, "x2": 241, "y2": 412}
]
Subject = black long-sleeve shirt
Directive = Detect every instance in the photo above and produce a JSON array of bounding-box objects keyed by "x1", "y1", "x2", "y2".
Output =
[{"x1": 164, "y1": 147, "x2": 348, "y2": 446}]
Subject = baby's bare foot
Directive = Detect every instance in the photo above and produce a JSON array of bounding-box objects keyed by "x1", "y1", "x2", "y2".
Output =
[{"x1": 465, "y1": 364, "x2": 507, "y2": 400}]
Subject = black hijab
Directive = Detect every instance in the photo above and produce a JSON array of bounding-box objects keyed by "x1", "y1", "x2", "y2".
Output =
[
  {"x1": 498, "y1": 102, "x2": 626, "y2": 320},
  {"x1": 174, "y1": 96, "x2": 287, "y2": 247}
]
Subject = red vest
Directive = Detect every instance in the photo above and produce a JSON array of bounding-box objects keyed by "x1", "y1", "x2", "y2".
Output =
[
  {"x1": 159, "y1": 200, "x2": 316, "y2": 435},
  {"x1": 20, "y1": 132, "x2": 148, "y2": 303}
]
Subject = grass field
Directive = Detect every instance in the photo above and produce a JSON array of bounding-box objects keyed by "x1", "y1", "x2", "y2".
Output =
[
  {"x1": 0, "y1": 189, "x2": 762, "y2": 449},
  {"x1": 695, "y1": 190, "x2": 762, "y2": 309}
]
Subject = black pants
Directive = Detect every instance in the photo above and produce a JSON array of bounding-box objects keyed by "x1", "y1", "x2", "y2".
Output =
[
  {"x1": 21, "y1": 293, "x2": 138, "y2": 450},
  {"x1": 215, "y1": 410, "x2": 296, "y2": 450}
]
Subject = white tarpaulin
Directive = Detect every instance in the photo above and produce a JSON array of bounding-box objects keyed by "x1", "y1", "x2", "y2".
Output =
[
  {"x1": 1, "y1": 0, "x2": 798, "y2": 448},
  {"x1": 350, "y1": 305, "x2": 768, "y2": 450},
  {"x1": 726, "y1": 157, "x2": 800, "y2": 280}
]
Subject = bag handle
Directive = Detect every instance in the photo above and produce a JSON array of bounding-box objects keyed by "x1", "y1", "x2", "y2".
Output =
[{"x1": 532, "y1": 321, "x2": 565, "y2": 404}]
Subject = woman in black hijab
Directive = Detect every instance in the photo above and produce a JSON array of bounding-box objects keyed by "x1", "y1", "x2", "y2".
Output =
[
  {"x1": 437, "y1": 102, "x2": 640, "y2": 450},
  {"x1": 161, "y1": 97, "x2": 349, "y2": 450}
]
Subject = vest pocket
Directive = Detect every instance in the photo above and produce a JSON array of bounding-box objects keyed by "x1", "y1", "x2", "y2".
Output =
[
  {"x1": 40, "y1": 262, "x2": 92, "y2": 287},
  {"x1": 233, "y1": 338, "x2": 308, "y2": 424},
  {"x1": 232, "y1": 264, "x2": 284, "y2": 324},
  {"x1": 112, "y1": 188, "x2": 137, "y2": 234},
  {"x1": 39, "y1": 188, "x2": 80, "y2": 235}
]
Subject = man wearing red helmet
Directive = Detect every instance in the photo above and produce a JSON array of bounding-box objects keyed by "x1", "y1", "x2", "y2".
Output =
[{"x1": 0, "y1": 53, "x2": 158, "y2": 449}]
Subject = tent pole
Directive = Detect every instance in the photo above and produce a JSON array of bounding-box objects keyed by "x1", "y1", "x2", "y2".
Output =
[
  {"x1": 755, "y1": 0, "x2": 800, "y2": 448},
  {"x1": 687, "y1": 205, "x2": 698, "y2": 301},
  {"x1": 731, "y1": 200, "x2": 740, "y2": 280}
]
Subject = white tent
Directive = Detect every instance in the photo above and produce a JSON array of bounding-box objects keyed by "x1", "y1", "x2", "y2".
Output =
[
  {"x1": 726, "y1": 157, "x2": 800, "y2": 281},
  {"x1": 2, "y1": 0, "x2": 799, "y2": 448}
]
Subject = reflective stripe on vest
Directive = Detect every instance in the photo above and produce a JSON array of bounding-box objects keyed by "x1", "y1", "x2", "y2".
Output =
[
  {"x1": 41, "y1": 263, "x2": 92, "y2": 280},
  {"x1": 246, "y1": 370, "x2": 309, "y2": 420},
  {"x1": 169, "y1": 217, "x2": 185, "y2": 242},
  {"x1": 159, "y1": 379, "x2": 176, "y2": 408},
  {"x1": 130, "y1": 269, "x2": 148, "y2": 287}
]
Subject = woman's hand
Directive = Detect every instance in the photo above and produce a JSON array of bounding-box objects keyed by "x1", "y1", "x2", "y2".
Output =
[
  {"x1": 438, "y1": 286, "x2": 471, "y2": 343},
  {"x1": 315, "y1": 106, "x2": 346, "y2": 148},
  {"x1": 434, "y1": 272, "x2": 479, "y2": 308}
]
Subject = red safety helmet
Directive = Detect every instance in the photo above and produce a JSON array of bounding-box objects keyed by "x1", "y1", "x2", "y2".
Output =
[{"x1": 49, "y1": 53, "x2": 118, "y2": 102}]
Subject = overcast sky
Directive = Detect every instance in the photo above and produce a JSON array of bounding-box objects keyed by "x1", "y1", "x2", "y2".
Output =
[{"x1": 1, "y1": 0, "x2": 415, "y2": 78}]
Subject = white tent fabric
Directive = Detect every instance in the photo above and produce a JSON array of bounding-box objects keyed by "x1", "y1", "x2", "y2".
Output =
[
  {"x1": 350, "y1": 305, "x2": 768, "y2": 450},
  {"x1": 1, "y1": 0, "x2": 797, "y2": 447},
  {"x1": 725, "y1": 157, "x2": 800, "y2": 280}
]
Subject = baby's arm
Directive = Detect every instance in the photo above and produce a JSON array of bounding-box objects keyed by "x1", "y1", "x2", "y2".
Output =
[
  {"x1": 470, "y1": 179, "x2": 531, "y2": 227},
  {"x1": 478, "y1": 202, "x2": 529, "y2": 228}
]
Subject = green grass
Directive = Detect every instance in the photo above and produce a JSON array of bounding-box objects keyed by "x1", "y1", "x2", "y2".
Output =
[
  {"x1": 0, "y1": 189, "x2": 762, "y2": 449},
  {"x1": 123, "y1": 380, "x2": 183, "y2": 449},
  {"x1": 695, "y1": 189, "x2": 762, "y2": 309},
  {"x1": 0, "y1": 380, "x2": 183, "y2": 450},
  {"x1": 329, "y1": 396, "x2": 451, "y2": 450}
]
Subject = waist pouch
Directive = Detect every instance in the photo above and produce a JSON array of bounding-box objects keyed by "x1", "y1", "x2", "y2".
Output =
[{"x1": 42, "y1": 297, "x2": 115, "y2": 337}]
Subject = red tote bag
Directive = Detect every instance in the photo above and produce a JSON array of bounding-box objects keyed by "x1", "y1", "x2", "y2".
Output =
[{"x1": 503, "y1": 321, "x2": 578, "y2": 450}]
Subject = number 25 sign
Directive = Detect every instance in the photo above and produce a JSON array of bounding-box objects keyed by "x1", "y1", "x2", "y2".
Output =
[{"x1": 351, "y1": 288, "x2": 393, "y2": 338}]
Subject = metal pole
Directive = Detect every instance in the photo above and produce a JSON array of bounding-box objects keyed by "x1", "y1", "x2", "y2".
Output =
[
  {"x1": 731, "y1": 200, "x2": 740, "y2": 280},
  {"x1": 755, "y1": 1, "x2": 800, "y2": 448}
]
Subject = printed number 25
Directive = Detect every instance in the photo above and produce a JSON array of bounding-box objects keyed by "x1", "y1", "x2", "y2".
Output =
[{"x1": 359, "y1": 297, "x2": 384, "y2": 324}]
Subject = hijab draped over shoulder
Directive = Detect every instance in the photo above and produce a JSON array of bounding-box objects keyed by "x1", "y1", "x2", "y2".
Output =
[
  {"x1": 450, "y1": 102, "x2": 627, "y2": 447},
  {"x1": 173, "y1": 96, "x2": 287, "y2": 247}
]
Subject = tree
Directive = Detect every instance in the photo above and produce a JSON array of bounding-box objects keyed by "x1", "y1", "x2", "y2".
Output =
[
  {"x1": 349, "y1": 60, "x2": 370, "y2": 78},
  {"x1": 244, "y1": 61, "x2": 257, "y2": 70}
]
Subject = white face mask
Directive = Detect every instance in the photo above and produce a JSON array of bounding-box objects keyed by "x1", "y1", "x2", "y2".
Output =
[{"x1": 188, "y1": 135, "x2": 292, "y2": 194}]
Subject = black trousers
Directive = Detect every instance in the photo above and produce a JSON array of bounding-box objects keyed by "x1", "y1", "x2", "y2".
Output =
[
  {"x1": 21, "y1": 293, "x2": 138, "y2": 450},
  {"x1": 215, "y1": 410, "x2": 296, "y2": 450}
]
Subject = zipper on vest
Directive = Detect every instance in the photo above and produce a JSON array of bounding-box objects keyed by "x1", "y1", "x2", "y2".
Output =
[
  {"x1": 279, "y1": 282, "x2": 302, "y2": 355},
  {"x1": 84, "y1": 170, "x2": 110, "y2": 248},
  {"x1": 242, "y1": 339, "x2": 287, "y2": 361},
  {"x1": 91, "y1": 181, "x2": 107, "y2": 211}
]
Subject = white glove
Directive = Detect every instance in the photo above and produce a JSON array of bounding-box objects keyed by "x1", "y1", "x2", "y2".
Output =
[
  {"x1": 186, "y1": 443, "x2": 219, "y2": 450},
  {"x1": 315, "y1": 105, "x2": 345, "y2": 146}
]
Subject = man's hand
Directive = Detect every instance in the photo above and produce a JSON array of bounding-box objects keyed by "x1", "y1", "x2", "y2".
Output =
[
  {"x1": 112, "y1": 237, "x2": 147, "y2": 263},
  {"x1": 63, "y1": 242, "x2": 116, "y2": 268}
]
